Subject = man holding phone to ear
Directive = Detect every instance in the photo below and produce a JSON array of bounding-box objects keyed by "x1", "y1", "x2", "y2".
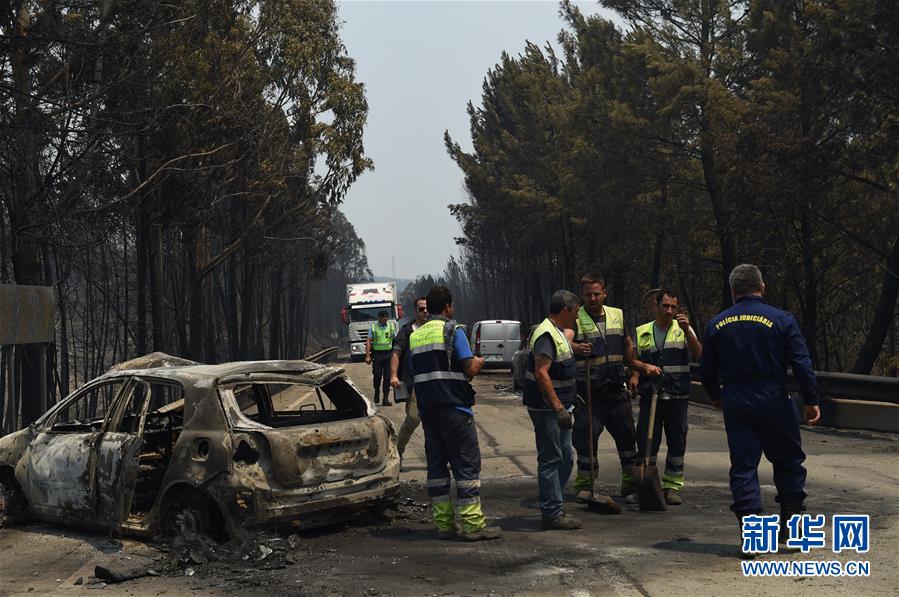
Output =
[{"x1": 632, "y1": 289, "x2": 702, "y2": 505}]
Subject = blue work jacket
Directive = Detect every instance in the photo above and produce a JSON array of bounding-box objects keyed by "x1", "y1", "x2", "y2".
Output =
[{"x1": 700, "y1": 296, "x2": 819, "y2": 405}]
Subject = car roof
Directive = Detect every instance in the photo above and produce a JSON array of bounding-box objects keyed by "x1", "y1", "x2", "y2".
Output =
[
  {"x1": 99, "y1": 353, "x2": 339, "y2": 385},
  {"x1": 473, "y1": 320, "x2": 520, "y2": 325}
]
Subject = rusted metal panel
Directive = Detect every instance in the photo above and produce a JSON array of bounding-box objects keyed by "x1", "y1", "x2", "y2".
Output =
[
  {"x1": 261, "y1": 417, "x2": 391, "y2": 487},
  {"x1": 19, "y1": 432, "x2": 97, "y2": 520},
  {"x1": 95, "y1": 432, "x2": 142, "y2": 528},
  {"x1": 0, "y1": 284, "x2": 55, "y2": 345},
  {"x1": 0, "y1": 428, "x2": 33, "y2": 469},
  {"x1": 108, "y1": 352, "x2": 200, "y2": 372}
]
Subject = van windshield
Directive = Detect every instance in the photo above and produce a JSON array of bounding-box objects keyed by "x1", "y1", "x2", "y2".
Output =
[{"x1": 349, "y1": 306, "x2": 392, "y2": 323}]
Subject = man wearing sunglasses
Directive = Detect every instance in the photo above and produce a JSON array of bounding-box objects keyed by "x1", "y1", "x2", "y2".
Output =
[{"x1": 391, "y1": 296, "x2": 429, "y2": 457}]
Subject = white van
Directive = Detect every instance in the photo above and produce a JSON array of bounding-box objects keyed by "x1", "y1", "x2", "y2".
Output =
[{"x1": 471, "y1": 320, "x2": 521, "y2": 368}]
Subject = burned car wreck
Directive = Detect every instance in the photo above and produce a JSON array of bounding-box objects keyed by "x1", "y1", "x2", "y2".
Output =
[{"x1": 0, "y1": 353, "x2": 400, "y2": 538}]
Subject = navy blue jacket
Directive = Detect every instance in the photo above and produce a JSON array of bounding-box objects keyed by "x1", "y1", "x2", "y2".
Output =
[{"x1": 700, "y1": 296, "x2": 819, "y2": 405}]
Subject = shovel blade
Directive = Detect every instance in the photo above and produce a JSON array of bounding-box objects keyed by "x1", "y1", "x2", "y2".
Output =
[
  {"x1": 576, "y1": 490, "x2": 622, "y2": 515},
  {"x1": 632, "y1": 464, "x2": 666, "y2": 512}
]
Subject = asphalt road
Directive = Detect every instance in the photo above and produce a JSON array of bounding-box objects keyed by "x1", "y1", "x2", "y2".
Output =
[{"x1": 0, "y1": 361, "x2": 897, "y2": 596}]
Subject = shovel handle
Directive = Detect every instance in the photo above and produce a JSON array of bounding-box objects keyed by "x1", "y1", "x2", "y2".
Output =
[
  {"x1": 586, "y1": 360, "x2": 595, "y2": 487},
  {"x1": 644, "y1": 390, "x2": 658, "y2": 467}
]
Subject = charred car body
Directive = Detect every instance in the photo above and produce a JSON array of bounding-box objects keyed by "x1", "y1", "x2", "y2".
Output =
[{"x1": 0, "y1": 354, "x2": 400, "y2": 537}]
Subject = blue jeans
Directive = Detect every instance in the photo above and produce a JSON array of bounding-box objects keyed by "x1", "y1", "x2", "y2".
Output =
[{"x1": 528, "y1": 409, "x2": 574, "y2": 520}]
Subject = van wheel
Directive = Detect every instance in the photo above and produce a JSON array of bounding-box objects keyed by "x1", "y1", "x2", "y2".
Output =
[{"x1": 0, "y1": 474, "x2": 27, "y2": 527}]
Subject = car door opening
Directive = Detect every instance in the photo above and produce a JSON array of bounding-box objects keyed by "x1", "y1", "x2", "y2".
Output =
[{"x1": 129, "y1": 383, "x2": 185, "y2": 517}]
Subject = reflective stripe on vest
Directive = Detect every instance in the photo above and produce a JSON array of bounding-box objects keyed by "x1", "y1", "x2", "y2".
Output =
[
  {"x1": 409, "y1": 318, "x2": 473, "y2": 411},
  {"x1": 370, "y1": 322, "x2": 395, "y2": 351},
  {"x1": 413, "y1": 370, "x2": 468, "y2": 383},
  {"x1": 574, "y1": 305, "x2": 626, "y2": 382},
  {"x1": 635, "y1": 320, "x2": 691, "y2": 396},
  {"x1": 522, "y1": 318, "x2": 577, "y2": 409}
]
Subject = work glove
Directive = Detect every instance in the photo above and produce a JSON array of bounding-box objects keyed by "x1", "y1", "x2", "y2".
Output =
[{"x1": 555, "y1": 408, "x2": 573, "y2": 429}]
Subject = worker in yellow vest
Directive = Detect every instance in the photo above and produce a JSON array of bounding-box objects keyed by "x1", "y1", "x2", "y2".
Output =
[
  {"x1": 409, "y1": 286, "x2": 500, "y2": 541},
  {"x1": 632, "y1": 289, "x2": 702, "y2": 505},
  {"x1": 366, "y1": 309, "x2": 396, "y2": 405},
  {"x1": 523, "y1": 290, "x2": 582, "y2": 530},
  {"x1": 571, "y1": 273, "x2": 660, "y2": 502}
]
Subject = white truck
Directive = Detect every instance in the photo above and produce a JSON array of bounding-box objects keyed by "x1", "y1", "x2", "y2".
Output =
[{"x1": 341, "y1": 282, "x2": 402, "y2": 362}]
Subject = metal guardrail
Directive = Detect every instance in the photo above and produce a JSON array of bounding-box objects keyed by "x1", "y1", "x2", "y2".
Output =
[
  {"x1": 689, "y1": 364, "x2": 899, "y2": 405},
  {"x1": 797, "y1": 371, "x2": 899, "y2": 404},
  {"x1": 304, "y1": 347, "x2": 339, "y2": 363},
  {"x1": 687, "y1": 363, "x2": 898, "y2": 433}
]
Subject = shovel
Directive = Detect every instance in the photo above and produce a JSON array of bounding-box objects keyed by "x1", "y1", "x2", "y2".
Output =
[
  {"x1": 633, "y1": 384, "x2": 666, "y2": 511},
  {"x1": 577, "y1": 360, "x2": 621, "y2": 515}
]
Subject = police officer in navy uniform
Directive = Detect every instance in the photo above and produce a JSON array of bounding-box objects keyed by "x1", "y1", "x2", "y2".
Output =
[{"x1": 700, "y1": 264, "x2": 821, "y2": 543}]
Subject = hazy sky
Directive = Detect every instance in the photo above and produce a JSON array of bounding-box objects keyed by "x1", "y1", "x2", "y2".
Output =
[{"x1": 337, "y1": 0, "x2": 616, "y2": 279}]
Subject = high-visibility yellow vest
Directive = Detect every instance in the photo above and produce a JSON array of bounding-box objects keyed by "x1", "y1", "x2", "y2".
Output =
[
  {"x1": 369, "y1": 322, "x2": 395, "y2": 351},
  {"x1": 635, "y1": 320, "x2": 691, "y2": 397},
  {"x1": 409, "y1": 318, "x2": 473, "y2": 411},
  {"x1": 522, "y1": 318, "x2": 576, "y2": 409},
  {"x1": 574, "y1": 305, "x2": 626, "y2": 385}
]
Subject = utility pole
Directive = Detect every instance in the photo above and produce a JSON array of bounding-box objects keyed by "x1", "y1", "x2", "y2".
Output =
[{"x1": 391, "y1": 256, "x2": 396, "y2": 280}]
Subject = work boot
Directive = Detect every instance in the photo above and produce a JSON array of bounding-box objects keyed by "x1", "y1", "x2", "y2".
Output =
[
  {"x1": 542, "y1": 513, "x2": 582, "y2": 531},
  {"x1": 664, "y1": 490, "x2": 683, "y2": 506},
  {"x1": 436, "y1": 528, "x2": 456, "y2": 540},
  {"x1": 620, "y1": 478, "x2": 636, "y2": 498},
  {"x1": 779, "y1": 500, "x2": 805, "y2": 544},
  {"x1": 382, "y1": 399, "x2": 393, "y2": 406},
  {"x1": 461, "y1": 525, "x2": 502, "y2": 541}
]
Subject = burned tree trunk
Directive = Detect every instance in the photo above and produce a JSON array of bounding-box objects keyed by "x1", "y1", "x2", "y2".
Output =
[{"x1": 851, "y1": 233, "x2": 899, "y2": 374}]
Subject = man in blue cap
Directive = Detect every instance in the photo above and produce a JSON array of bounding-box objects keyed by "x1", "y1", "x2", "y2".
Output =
[{"x1": 700, "y1": 264, "x2": 821, "y2": 546}]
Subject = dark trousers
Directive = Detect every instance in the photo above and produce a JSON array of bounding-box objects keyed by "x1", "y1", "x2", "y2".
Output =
[
  {"x1": 572, "y1": 389, "x2": 638, "y2": 490},
  {"x1": 636, "y1": 397, "x2": 688, "y2": 491},
  {"x1": 371, "y1": 351, "x2": 392, "y2": 402},
  {"x1": 420, "y1": 408, "x2": 482, "y2": 502},
  {"x1": 722, "y1": 392, "x2": 807, "y2": 515}
]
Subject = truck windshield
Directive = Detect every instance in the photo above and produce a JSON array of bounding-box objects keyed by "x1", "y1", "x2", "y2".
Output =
[{"x1": 350, "y1": 306, "x2": 391, "y2": 322}]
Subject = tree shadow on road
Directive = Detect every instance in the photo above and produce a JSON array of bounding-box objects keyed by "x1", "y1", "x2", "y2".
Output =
[
  {"x1": 492, "y1": 514, "x2": 543, "y2": 533},
  {"x1": 653, "y1": 537, "x2": 741, "y2": 558}
]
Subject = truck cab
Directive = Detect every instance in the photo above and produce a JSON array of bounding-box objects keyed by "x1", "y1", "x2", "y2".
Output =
[{"x1": 342, "y1": 282, "x2": 402, "y2": 362}]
